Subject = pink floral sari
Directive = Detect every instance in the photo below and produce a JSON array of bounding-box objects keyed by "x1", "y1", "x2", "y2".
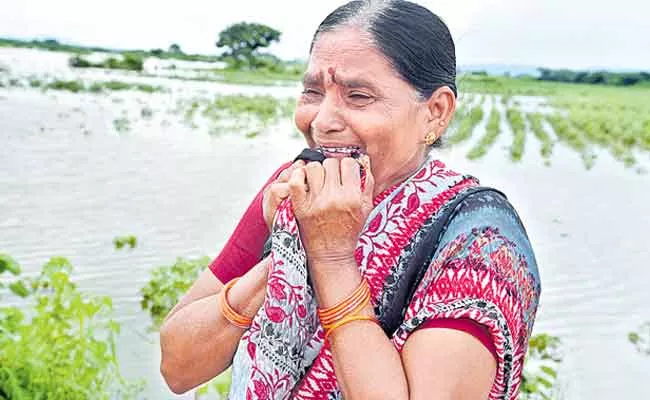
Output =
[{"x1": 228, "y1": 154, "x2": 540, "y2": 400}]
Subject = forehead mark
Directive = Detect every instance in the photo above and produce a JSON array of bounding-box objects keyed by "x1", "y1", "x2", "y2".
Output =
[{"x1": 327, "y1": 66, "x2": 337, "y2": 84}]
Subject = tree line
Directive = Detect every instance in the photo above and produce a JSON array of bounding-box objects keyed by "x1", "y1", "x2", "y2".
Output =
[{"x1": 537, "y1": 68, "x2": 650, "y2": 87}]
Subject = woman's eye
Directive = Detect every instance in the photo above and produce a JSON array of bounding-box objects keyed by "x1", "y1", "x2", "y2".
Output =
[
  {"x1": 301, "y1": 88, "x2": 322, "y2": 96},
  {"x1": 348, "y1": 93, "x2": 373, "y2": 104}
]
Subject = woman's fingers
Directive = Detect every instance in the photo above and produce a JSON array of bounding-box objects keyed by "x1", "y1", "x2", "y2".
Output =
[
  {"x1": 360, "y1": 155, "x2": 375, "y2": 211},
  {"x1": 304, "y1": 161, "x2": 325, "y2": 196},
  {"x1": 262, "y1": 161, "x2": 305, "y2": 230},
  {"x1": 288, "y1": 167, "x2": 308, "y2": 211},
  {"x1": 323, "y1": 158, "x2": 341, "y2": 188},
  {"x1": 268, "y1": 182, "x2": 291, "y2": 202},
  {"x1": 278, "y1": 160, "x2": 305, "y2": 182},
  {"x1": 340, "y1": 157, "x2": 361, "y2": 192}
]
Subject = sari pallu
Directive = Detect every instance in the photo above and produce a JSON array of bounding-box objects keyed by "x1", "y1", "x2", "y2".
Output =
[{"x1": 228, "y1": 155, "x2": 541, "y2": 400}]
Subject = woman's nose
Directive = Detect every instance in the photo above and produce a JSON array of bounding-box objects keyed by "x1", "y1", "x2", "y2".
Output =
[{"x1": 311, "y1": 95, "x2": 345, "y2": 135}]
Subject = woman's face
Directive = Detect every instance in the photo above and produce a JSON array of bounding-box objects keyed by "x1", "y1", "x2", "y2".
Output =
[{"x1": 294, "y1": 27, "x2": 433, "y2": 194}]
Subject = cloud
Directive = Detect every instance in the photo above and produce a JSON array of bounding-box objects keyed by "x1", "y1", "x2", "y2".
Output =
[{"x1": 1, "y1": 0, "x2": 648, "y2": 69}]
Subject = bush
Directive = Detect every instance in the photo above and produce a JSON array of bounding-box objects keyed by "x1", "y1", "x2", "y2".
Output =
[
  {"x1": 46, "y1": 80, "x2": 85, "y2": 93},
  {"x1": 0, "y1": 255, "x2": 143, "y2": 399},
  {"x1": 140, "y1": 256, "x2": 210, "y2": 329},
  {"x1": 69, "y1": 55, "x2": 92, "y2": 68},
  {"x1": 139, "y1": 256, "x2": 230, "y2": 398},
  {"x1": 69, "y1": 53, "x2": 144, "y2": 72},
  {"x1": 521, "y1": 333, "x2": 563, "y2": 399}
]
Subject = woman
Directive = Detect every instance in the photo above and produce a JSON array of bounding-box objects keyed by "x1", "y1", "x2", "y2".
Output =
[{"x1": 160, "y1": 1, "x2": 541, "y2": 399}]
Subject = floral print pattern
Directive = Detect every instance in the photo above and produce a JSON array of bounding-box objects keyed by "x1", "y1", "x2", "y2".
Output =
[{"x1": 228, "y1": 154, "x2": 541, "y2": 400}]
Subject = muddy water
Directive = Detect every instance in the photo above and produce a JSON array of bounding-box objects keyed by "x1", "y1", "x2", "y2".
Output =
[{"x1": 1, "y1": 48, "x2": 649, "y2": 399}]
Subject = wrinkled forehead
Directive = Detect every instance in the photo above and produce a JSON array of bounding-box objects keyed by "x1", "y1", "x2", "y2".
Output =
[{"x1": 306, "y1": 28, "x2": 400, "y2": 87}]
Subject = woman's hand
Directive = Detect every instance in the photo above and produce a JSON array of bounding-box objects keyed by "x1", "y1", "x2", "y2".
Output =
[
  {"x1": 288, "y1": 156, "x2": 375, "y2": 266},
  {"x1": 262, "y1": 160, "x2": 305, "y2": 231}
]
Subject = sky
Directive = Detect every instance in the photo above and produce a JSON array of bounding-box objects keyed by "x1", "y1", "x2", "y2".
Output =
[{"x1": 1, "y1": 0, "x2": 649, "y2": 70}]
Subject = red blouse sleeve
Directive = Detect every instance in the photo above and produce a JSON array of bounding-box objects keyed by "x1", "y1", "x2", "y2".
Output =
[
  {"x1": 416, "y1": 318, "x2": 497, "y2": 361},
  {"x1": 209, "y1": 162, "x2": 292, "y2": 283}
]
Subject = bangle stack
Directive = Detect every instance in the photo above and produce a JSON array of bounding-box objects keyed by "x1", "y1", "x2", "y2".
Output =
[
  {"x1": 219, "y1": 278, "x2": 253, "y2": 329},
  {"x1": 317, "y1": 278, "x2": 378, "y2": 339}
]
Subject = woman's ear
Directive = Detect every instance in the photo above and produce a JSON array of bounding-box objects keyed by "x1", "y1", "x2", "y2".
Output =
[{"x1": 425, "y1": 86, "x2": 456, "y2": 135}]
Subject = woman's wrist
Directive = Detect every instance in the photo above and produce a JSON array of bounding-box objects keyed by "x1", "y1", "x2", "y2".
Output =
[
  {"x1": 227, "y1": 257, "x2": 270, "y2": 317},
  {"x1": 309, "y1": 256, "x2": 366, "y2": 309}
]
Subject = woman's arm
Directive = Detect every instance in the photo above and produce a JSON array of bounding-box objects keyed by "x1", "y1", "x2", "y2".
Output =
[
  {"x1": 160, "y1": 160, "x2": 303, "y2": 393},
  {"x1": 310, "y1": 258, "x2": 409, "y2": 399},
  {"x1": 287, "y1": 158, "x2": 528, "y2": 399},
  {"x1": 311, "y1": 258, "x2": 495, "y2": 400},
  {"x1": 160, "y1": 257, "x2": 269, "y2": 394}
]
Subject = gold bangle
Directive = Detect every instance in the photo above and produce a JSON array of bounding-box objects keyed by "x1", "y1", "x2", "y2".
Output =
[
  {"x1": 324, "y1": 315, "x2": 378, "y2": 339},
  {"x1": 219, "y1": 278, "x2": 253, "y2": 329}
]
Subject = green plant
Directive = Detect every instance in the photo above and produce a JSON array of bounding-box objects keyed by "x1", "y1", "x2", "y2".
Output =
[
  {"x1": 113, "y1": 235, "x2": 137, "y2": 249},
  {"x1": 629, "y1": 321, "x2": 650, "y2": 355},
  {"x1": 446, "y1": 105, "x2": 484, "y2": 145},
  {"x1": 140, "y1": 256, "x2": 210, "y2": 329},
  {"x1": 46, "y1": 79, "x2": 85, "y2": 93},
  {"x1": 467, "y1": 105, "x2": 501, "y2": 160},
  {"x1": 113, "y1": 117, "x2": 130, "y2": 133},
  {"x1": 506, "y1": 107, "x2": 526, "y2": 161},
  {"x1": 528, "y1": 113, "x2": 554, "y2": 163},
  {"x1": 521, "y1": 333, "x2": 563, "y2": 400},
  {"x1": 140, "y1": 257, "x2": 232, "y2": 397},
  {"x1": 0, "y1": 256, "x2": 143, "y2": 399},
  {"x1": 69, "y1": 53, "x2": 144, "y2": 72},
  {"x1": 178, "y1": 95, "x2": 295, "y2": 136},
  {"x1": 28, "y1": 78, "x2": 42, "y2": 88}
]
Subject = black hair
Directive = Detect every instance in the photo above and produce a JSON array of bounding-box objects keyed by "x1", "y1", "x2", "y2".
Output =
[{"x1": 310, "y1": 0, "x2": 457, "y2": 99}]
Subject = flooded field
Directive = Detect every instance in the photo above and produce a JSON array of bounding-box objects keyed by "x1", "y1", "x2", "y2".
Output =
[{"x1": 1, "y1": 48, "x2": 649, "y2": 399}]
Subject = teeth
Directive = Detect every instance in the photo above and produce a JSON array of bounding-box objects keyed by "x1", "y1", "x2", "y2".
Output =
[
  {"x1": 316, "y1": 146, "x2": 365, "y2": 159},
  {"x1": 318, "y1": 146, "x2": 361, "y2": 154}
]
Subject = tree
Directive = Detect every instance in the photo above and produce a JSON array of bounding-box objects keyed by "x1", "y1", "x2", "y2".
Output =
[
  {"x1": 168, "y1": 43, "x2": 183, "y2": 54},
  {"x1": 216, "y1": 22, "x2": 281, "y2": 68}
]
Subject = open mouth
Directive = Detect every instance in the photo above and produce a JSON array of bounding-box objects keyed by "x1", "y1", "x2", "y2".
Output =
[{"x1": 317, "y1": 146, "x2": 365, "y2": 159}]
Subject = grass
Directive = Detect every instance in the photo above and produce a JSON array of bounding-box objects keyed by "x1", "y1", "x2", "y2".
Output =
[
  {"x1": 547, "y1": 114, "x2": 597, "y2": 169},
  {"x1": 3, "y1": 76, "x2": 165, "y2": 94},
  {"x1": 459, "y1": 74, "x2": 650, "y2": 170},
  {"x1": 506, "y1": 107, "x2": 526, "y2": 161},
  {"x1": 528, "y1": 113, "x2": 554, "y2": 163},
  {"x1": 177, "y1": 94, "x2": 295, "y2": 136},
  {"x1": 467, "y1": 104, "x2": 501, "y2": 160},
  {"x1": 70, "y1": 53, "x2": 144, "y2": 72},
  {"x1": 46, "y1": 80, "x2": 85, "y2": 93},
  {"x1": 0, "y1": 37, "x2": 221, "y2": 62},
  {"x1": 143, "y1": 67, "x2": 302, "y2": 87},
  {"x1": 446, "y1": 105, "x2": 484, "y2": 145},
  {"x1": 113, "y1": 117, "x2": 131, "y2": 133}
]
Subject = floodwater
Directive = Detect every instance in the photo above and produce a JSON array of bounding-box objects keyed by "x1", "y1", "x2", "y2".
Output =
[{"x1": 1, "y1": 48, "x2": 649, "y2": 399}]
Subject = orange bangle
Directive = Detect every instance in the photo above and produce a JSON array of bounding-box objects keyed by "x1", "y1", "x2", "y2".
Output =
[
  {"x1": 219, "y1": 278, "x2": 253, "y2": 329},
  {"x1": 318, "y1": 279, "x2": 371, "y2": 326},
  {"x1": 321, "y1": 295, "x2": 371, "y2": 330},
  {"x1": 325, "y1": 315, "x2": 378, "y2": 339},
  {"x1": 318, "y1": 278, "x2": 368, "y2": 317}
]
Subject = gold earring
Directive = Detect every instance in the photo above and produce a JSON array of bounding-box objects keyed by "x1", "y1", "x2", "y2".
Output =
[
  {"x1": 424, "y1": 131, "x2": 437, "y2": 146},
  {"x1": 439, "y1": 120, "x2": 446, "y2": 127}
]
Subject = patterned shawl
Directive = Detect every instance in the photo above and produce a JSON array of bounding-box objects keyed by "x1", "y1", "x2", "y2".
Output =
[{"x1": 228, "y1": 154, "x2": 540, "y2": 400}]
